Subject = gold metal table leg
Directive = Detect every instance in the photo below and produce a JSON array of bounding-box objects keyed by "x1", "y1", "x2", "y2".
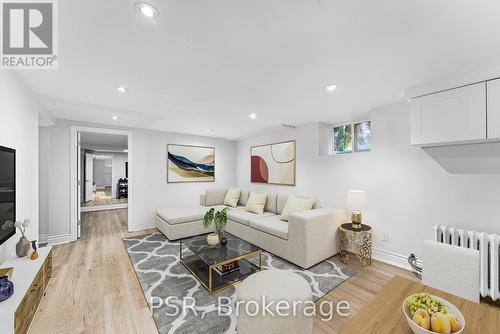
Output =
[
  {"x1": 208, "y1": 264, "x2": 213, "y2": 294},
  {"x1": 259, "y1": 250, "x2": 262, "y2": 269}
]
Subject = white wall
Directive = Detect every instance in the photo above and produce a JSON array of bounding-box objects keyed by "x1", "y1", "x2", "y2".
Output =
[
  {"x1": 0, "y1": 72, "x2": 39, "y2": 263},
  {"x1": 236, "y1": 102, "x2": 500, "y2": 268},
  {"x1": 40, "y1": 122, "x2": 71, "y2": 242},
  {"x1": 39, "y1": 121, "x2": 237, "y2": 239},
  {"x1": 111, "y1": 152, "x2": 127, "y2": 197},
  {"x1": 81, "y1": 152, "x2": 127, "y2": 198},
  {"x1": 39, "y1": 127, "x2": 50, "y2": 244},
  {"x1": 80, "y1": 150, "x2": 84, "y2": 202},
  {"x1": 93, "y1": 158, "x2": 112, "y2": 188},
  {"x1": 132, "y1": 128, "x2": 236, "y2": 230},
  {"x1": 39, "y1": 101, "x2": 500, "y2": 269}
]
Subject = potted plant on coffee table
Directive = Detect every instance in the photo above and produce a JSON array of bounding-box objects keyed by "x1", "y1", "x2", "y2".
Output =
[{"x1": 203, "y1": 207, "x2": 229, "y2": 246}]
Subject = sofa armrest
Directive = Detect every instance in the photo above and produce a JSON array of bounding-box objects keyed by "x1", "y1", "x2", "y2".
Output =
[
  {"x1": 200, "y1": 194, "x2": 207, "y2": 206},
  {"x1": 288, "y1": 208, "x2": 346, "y2": 268},
  {"x1": 204, "y1": 188, "x2": 228, "y2": 206},
  {"x1": 289, "y1": 208, "x2": 346, "y2": 235}
]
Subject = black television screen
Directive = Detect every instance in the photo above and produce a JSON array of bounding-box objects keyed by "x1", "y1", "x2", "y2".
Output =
[{"x1": 0, "y1": 146, "x2": 15, "y2": 245}]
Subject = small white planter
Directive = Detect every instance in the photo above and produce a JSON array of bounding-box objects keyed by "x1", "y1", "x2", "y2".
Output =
[{"x1": 207, "y1": 233, "x2": 219, "y2": 246}]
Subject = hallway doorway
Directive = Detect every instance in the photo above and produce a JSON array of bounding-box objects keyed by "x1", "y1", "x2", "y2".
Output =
[
  {"x1": 79, "y1": 133, "x2": 129, "y2": 213},
  {"x1": 70, "y1": 126, "x2": 133, "y2": 240}
]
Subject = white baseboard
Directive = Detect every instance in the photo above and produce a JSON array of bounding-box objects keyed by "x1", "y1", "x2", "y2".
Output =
[
  {"x1": 128, "y1": 222, "x2": 155, "y2": 232},
  {"x1": 372, "y1": 247, "x2": 413, "y2": 271},
  {"x1": 39, "y1": 233, "x2": 49, "y2": 244},
  {"x1": 48, "y1": 233, "x2": 73, "y2": 246},
  {"x1": 81, "y1": 203, "x2": 128, "y2": 212}
]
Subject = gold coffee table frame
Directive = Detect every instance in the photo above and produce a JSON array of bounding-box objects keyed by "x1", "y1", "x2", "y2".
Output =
[{"x1": 180, "y1": 239, "x2": 262, "y2": 295}]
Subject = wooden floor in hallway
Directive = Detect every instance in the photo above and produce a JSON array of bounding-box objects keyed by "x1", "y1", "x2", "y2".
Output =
[
  {"x1": 81, "y1": 189, "x2": 128, "y2": 208},
  {"x1": 29, "y1": 208, "x2": 416, "y2": 334}
]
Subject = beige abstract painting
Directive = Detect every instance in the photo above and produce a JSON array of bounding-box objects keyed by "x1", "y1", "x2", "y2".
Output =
[{"x1": 251, "y1": 141, "x2": 295, "y2": 185}]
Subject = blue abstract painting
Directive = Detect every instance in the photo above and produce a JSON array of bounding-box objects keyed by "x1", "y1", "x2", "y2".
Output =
[{"x1": 167, "y1": 144, "x2": 215, "y2": 182}]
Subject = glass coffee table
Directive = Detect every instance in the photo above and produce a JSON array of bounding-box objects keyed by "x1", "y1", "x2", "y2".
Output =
[{"x1": 180, "y1": 233, "x2": 262, "y2": 294}]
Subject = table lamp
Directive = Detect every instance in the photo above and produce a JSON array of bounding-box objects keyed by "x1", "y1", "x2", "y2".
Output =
[{"x1": 346, "y1": 190, "x2": 367, "y2": 229}]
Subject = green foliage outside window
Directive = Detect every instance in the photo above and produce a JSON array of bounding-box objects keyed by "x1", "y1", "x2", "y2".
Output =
[
  {"x1": 355, "y1": 121, "x2": 372, "y2": 152},
  {"x1": 333, "y1": 124, "x2": 352, "y2": 153},
  {"x1": 332, "y1": 121, "x2": 371, "y2": 154}
]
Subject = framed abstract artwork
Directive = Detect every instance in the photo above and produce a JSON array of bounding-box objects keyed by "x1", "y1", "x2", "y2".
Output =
[
  {"x1": 251, "y1": 140, "x2": 296, "y2": 186},
  {"x1": 167, "y1": 144, "x2": 215, "y2": 183}
]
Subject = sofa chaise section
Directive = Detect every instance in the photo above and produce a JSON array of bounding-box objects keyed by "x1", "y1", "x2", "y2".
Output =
[
  {"x1": 155, "y1": 188, "x2": 240, "y2": 240},
  {"x1": 155, "y1": 206, "x2": 208, "y2": 240}
]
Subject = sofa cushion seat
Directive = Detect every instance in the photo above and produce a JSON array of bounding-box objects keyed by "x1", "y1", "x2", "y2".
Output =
[
  {"x1": 228, "y1": 210, "x2": 275, "y2": 226},
  {"x1": 156, "y1": 206, "x2": 208, "y2": 225},
  {"x1": 249, "y1": 216, "x2": 289, "y2": 240}
]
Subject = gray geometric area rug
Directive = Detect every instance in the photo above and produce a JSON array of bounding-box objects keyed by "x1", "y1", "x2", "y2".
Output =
[{"x1": 123, "y1": 232, "x2": 355, "y2": 334}]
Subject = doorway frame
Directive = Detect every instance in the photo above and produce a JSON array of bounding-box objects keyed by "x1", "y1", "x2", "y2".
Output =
[{"x1": 70, "y1": 126, "x2": 134, "y2": 242}]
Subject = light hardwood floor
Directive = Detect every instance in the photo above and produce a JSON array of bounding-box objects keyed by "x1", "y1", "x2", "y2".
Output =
[
  {"x1": 81, "y1": 189, "x2": 128, "y2": 208},
  {"x1": 30, "y1": 209, "x2": 156, "y2": 334},
  {"x1": 30, "y1": 208, "x2": 416, "y2": 334}
]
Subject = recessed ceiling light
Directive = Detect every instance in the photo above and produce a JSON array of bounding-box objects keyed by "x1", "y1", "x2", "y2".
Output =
[
  {"x1": 326, "y1": 84, "x2": 337, "y2": 92},
  {"x1": 112, "y1": 116, "x2": 118, "y2": 120},
  {"x1": 249, "y1": 113, "x2": 257, "y2": 120},
  {"x1": 116, "y1": 86, "x2": 127, "y2": 93},
  {"x1": 123, "y1": 149, "x2": 128, "y2": 153},
  {"x1": 135, "y1": 2, "x2": 159, "y2": 18}
]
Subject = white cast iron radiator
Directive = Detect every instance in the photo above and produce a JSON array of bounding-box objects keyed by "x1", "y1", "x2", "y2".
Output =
[{"x1": 433, "y1": 225, "x2": 500, "y2": 301}]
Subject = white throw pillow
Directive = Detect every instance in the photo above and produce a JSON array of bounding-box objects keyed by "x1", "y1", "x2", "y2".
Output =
[
  {"x1": 280, "y1": 195, "x2": 314, "y2": 221},
  {"x1": 223, "y1": 188, "x2": 241, "y2": 207},
  {"x1": 245, "y1": 191, "x2": 268, "y2": 214}
]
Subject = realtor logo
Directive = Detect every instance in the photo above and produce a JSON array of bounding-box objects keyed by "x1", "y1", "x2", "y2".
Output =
[{"x1": 1, "y1": 0, "x2": 58, "y2": 69}]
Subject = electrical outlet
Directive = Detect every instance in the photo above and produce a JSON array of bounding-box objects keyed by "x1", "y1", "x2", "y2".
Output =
[{"x1": 382, "y1": 232, "x2": 389, "y2": 243}]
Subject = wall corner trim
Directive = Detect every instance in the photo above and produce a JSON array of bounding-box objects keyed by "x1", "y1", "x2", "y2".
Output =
[
  {"x1": 48, "y1": 233, "x2": 73, "y2": 246},
  {"x1": 128, "y1": 222, "x2": 155, "y2": 232},
  {"x1": 39, "y1": 234, "x2": 49, "y2": 244},
  {"x1": 372, "y1": 247, "x2": 413, "y2": 272}
]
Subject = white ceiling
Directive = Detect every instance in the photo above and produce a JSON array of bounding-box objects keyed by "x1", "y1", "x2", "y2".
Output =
[
  {"x1": 16, "y1": 0, "x2": 500, "y2": 139},
  {"x1": 80, "y1": 132, "x2": 128, "y2": 151}
]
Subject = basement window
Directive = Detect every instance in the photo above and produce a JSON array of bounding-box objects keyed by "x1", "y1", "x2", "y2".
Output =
[{"x1": 332, "y1": 120, "x2": 371, "y2": 154}]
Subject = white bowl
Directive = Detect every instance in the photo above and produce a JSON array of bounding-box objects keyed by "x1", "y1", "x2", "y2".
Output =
[{"x1": 403, "y1": 294, "x2": 465, "y2": 334}]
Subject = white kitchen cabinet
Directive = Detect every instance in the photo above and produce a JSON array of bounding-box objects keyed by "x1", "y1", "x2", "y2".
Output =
[
  {"x1": 410, "y1": 82, "x2": 487, "y2": 146},
  {"x1": 486, "y1": 78, "x2": 500, "y2": 140}
]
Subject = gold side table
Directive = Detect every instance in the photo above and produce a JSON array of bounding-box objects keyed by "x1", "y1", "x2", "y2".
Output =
[{"x1": 339, "y1": 223, "x2": 372, "y2": 267}]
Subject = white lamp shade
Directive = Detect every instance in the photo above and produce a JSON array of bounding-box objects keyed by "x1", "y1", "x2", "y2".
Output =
[{"x1": 346, "y1": 190, "x2": 367, "y2": 211}]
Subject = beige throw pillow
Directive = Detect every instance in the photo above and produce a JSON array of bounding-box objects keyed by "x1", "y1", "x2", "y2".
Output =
[
  {"x1": 223, "y1": 188, "x2": 241, "y2": 207},
  {"x1": 245, "y1": 191, "x2": 268, "y2": 214},
  {"x1": 280, "y1": 195, "x2": 315, "y2": 221}
]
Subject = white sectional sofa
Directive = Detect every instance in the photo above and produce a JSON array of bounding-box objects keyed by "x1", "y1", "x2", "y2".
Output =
[{"x1": 155, "y1": 188, "x2": 346, "y2": 269}]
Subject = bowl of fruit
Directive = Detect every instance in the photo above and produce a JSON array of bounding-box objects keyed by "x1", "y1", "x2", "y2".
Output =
[{"x1": 403, "y1": 293, "x2": 464, "y2": 334}]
